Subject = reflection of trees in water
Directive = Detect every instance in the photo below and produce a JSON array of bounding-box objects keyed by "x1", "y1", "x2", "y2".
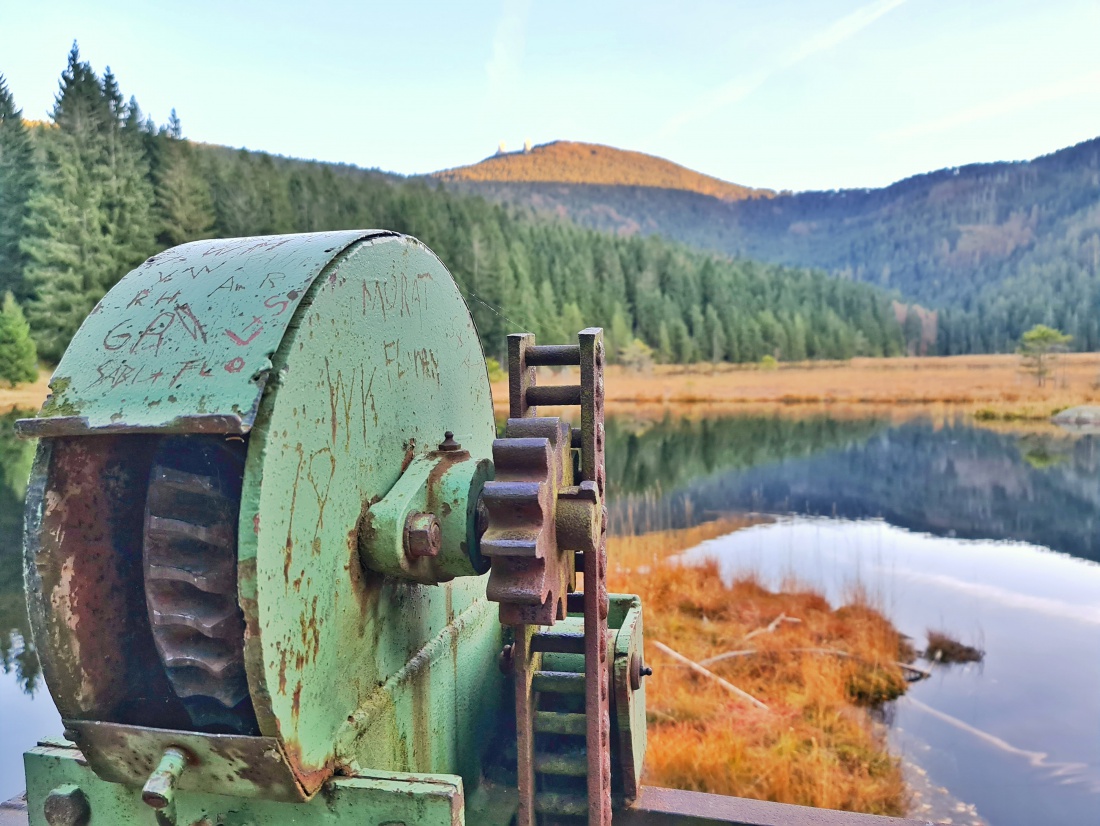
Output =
[
  {"x1": 631, "y1": 416, "x2": 1100, "y2": 564},
  {"x1": 606, "y1": 414, "x2": 886, "y2": 533},
  {"x1": 0, "y1": 411, "x2": 39, "y2": 691}
]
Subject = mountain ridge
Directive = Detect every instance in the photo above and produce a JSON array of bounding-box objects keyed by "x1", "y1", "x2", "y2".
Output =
[
  {"x1": 439, "y1": 135, "x2": 1100, "y2": 353},
  {"x1": 434, "y1": 140, "x2": 774, "y2": 203}
]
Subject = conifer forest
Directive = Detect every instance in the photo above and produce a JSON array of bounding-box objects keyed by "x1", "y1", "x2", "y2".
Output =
[
  {"x1": 0, "y1": 47, "x2": 907, "y2": 364},
  {"x1": 10, "y1": 46, "x2": 1098, "y2": 367}
]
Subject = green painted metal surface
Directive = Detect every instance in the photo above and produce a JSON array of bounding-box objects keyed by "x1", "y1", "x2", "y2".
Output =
[
  {"x1": 24, "y1": 743, "x2": 475, "y2": 825},
  {"x1": 17, "y1": 230, "x2": 652, "y2": 823},
  {"x1": 26, "y1": 230, "x2": 389, "y2": 434},
  {"x1": 236, "y1": 234, "x2": 502, "y2": 794},
  {"x1": 611, "y1": 595, "x2": 646, "y2": 799},
  {"x1": 359, "y1": 450, "x2": 493, "y2": 584},
  {"x1": 63, "y1": 721, "x2": 307, "y2": 803}
]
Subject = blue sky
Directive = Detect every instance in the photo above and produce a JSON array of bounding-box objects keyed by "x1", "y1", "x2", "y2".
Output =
[{"x1": 1, "y1": 0, "x2": 1098, "y2": 191}]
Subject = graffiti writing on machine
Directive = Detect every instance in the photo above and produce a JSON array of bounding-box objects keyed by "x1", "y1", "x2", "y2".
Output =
[{"x1": 49, "y1": 231, "x2": 373, "y2": 423}]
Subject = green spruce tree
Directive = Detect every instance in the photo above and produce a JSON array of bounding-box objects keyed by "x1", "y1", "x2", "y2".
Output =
[
  {"x1": 0, "y1": 75, "x2": 35, "y2": 298},
  {"x1": 0, "y1": 292, "x2": 37, "y2": 386},
  {"x1": 153, "y1": 113, "x2": 214, "y2": 246},
  {"x1": 22, "y1": 44, "x2": 156, "y2": 360}
]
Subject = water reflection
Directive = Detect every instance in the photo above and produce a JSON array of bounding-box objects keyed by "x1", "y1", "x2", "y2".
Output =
[
  {"x1": 0, "y1": 411, "x2": 38, "y2": 692},
  {"x1": 609, "y1": 415, "x2": 1100, "y2": 565},
  {"x1": 684, "y1": 518, "x2": 1100, "y2": 826}
]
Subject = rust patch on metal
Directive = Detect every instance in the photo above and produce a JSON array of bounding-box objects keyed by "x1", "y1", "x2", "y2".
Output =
[
  {"x1": 30, "y1": 436, "x2": 188, "y2": 728},
  {"x1": 400, "y1": 439, "x2": 417, "y2": 474},
  {"x1": 280, "y1": 740, "x2": 334, "y2": 797},
  {"x1": 66, "y1": 719, "x2": 309, "y2": 802}
]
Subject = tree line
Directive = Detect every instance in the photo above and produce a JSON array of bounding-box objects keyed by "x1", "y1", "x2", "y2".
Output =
[
  {"x1": 451, "y1": 138, "x2": 1100, "y2": 357},
  {"x1": 0, "y1": 45, "x2": 904, "y2": 366}
]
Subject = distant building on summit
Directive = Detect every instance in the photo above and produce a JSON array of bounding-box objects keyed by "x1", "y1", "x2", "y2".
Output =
[
  {"x1": 497, "y1": 141, "x2": 507, "y2": 155},
  {"x1": 524, "y1": 139, "x2": 532, "y2": 153}
]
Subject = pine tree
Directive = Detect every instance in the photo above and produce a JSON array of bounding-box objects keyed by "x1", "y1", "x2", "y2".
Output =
[
  {"x1": 0, "y1": 76, "x2": 35, "y2": 298},
  {"x1": 0, "y1": 292, "x2": 37, "y2": 386},
  {"x1": 22, "y1": 44, "x2": 156, "y2": 360},
  {"x1": 154, "y1": 121, "x2": 215, "y2": 246},
  {"x1": 1018, "y1": 324, "x2": 1071, "y2": 387}
]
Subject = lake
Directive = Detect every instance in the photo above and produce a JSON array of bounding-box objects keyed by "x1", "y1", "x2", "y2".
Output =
[{"x1": 2, "y1": 411, "x2": 1099, "y2": 824}]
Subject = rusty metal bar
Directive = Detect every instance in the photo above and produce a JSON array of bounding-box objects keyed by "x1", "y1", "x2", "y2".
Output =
[
  {"x1": 578, "y1": 329, "x2": 605, "y2": 498},
  {"x1": 15, "y1": 413, "x2": 248, "y2": 438},
  {"x1": 526, "y1": 344, "x2": 581, "y2": 366},
  {"x1": 508, "y1": 333, "x2": 537, "y2": 419},
  {"x1": 525, "y1": 384, "x2": 582, "y2": 407},
  {"x1": 514, "y1": 626, "x2": 537, "y2": 826},
  {"x1": 578, "y1": 327, "x2": 611, "y2": 826},
  {"x1": 618, "y1": 786, "x2": 934, "y2": 825}
]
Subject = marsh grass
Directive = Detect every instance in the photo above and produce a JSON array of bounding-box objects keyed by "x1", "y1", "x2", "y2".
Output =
[
  {"x1": 492, "y1": 353, "x2": 1100, "y2": 422},
  {"x1": 607, "y1": 520, "x2": 911, "y2": 815}
]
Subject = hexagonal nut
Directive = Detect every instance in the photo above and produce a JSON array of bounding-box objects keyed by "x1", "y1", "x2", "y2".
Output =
[
  {"x1": 405, "y1": 512, "x2": 442, "y2": 559},
  {"x1": 43, "y1": 785, "x2": 90, "y2": 826}
]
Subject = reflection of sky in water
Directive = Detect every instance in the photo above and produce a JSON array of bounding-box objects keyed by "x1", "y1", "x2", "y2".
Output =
[
  {"x1": 685, "y1": 518, "x2": 1100, "y2": 826},
  {"x1": 0, "y1": 637, "x2": 60, "y2": 803}
]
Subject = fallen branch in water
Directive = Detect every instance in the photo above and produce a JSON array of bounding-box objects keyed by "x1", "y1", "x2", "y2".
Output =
[
  {"x1": 651, "y1": 640, "x2": 770, "y2": 711},
  {"x1": 699, "y1": 646, "x2": 931, "y2": 681},
  {"x1": 742, "y1": 612, "x2": 801, "y2": 642}
]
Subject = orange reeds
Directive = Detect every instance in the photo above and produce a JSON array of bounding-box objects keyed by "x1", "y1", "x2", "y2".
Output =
[
  {"x1": 608, "y1": 523, "x2": 910, "y2": 816},
  {"x1": 492, "y1": 353, "x2": 1100, "y2": 422}
]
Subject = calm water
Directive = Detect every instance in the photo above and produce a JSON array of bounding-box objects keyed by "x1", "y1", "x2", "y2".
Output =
[{"x1": 2, "y1": 411, "x2": 1099, "y2": 824}]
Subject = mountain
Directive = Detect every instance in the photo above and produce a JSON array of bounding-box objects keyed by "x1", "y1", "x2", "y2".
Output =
[
  {"x1": 439, "y1": 138, "x2": 1100, "y2": 353},
  {"x1": 436, "y1": 140, "x2": 773, "y2": 203}
]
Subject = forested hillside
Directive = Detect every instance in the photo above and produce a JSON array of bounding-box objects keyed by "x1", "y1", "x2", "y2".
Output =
[
  {"x1": 442, "y1": 141, "x2": 1100, "y2": 355},
  {"x1": 0, "y1": 46, "x2": 903, "y2": 365}
]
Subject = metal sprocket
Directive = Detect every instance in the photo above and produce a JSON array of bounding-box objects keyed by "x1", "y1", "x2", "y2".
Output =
[
  {"x1": 483, "y1": 329, "x2": 612, "y2": 826},
  {"x1": 142, "y1": 435, "x2": 257, "y2": 734}
]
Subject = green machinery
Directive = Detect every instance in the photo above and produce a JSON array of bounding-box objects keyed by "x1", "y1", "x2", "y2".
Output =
[
  {"x1": 15, "y1": 230, "x2": 643, "y2": 826},
  {"x1": 12, "y1": 231, "x2": 924, "y2": 826}
]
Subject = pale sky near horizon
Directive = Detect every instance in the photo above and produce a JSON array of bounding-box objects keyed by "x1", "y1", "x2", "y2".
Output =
[{"x1": 1, "y1": 0, "x2": 1098, "y2": 192}]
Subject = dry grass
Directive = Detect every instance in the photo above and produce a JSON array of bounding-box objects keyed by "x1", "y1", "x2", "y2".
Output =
[
  {"x1": 11, "y1": 353, "x2": 1095, "y2": 425},
  {"x1": 607, "y1": 522, "x2": 910, "y2": 816},
  {"x1": 0, "y1": 370, "x2": 52, "y2": 415},
  {"x1": 492, "y1": 353, "x2": 1100, "y2": 422}
]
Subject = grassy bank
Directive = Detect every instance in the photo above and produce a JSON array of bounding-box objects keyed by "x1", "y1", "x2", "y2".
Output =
[
  {"x1": 492, "y1": 352, "x2": 1100, "y2": 421},
  {"x1": 607, "y1": 519, "x2": 911, "y2": 816},
  {"x1": 6, "y1": 352, "x2": 1098, "y2": 422}
]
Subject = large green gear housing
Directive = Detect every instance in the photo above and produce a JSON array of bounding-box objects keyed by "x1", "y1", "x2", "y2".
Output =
[{"x1": 20, "y1": 232, "x2": 512, "y2": 823}]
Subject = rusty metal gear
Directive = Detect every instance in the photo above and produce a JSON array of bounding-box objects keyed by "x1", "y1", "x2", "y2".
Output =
[
  {"x1": 481, "y1": 416, "x2": 575, "y2": 626},
  {"x1": 482, "y1": 329, "x2": 611, "y2": 826},
  {"x1": 142, "y1": 435, "x2": 257, "y2": 734}
]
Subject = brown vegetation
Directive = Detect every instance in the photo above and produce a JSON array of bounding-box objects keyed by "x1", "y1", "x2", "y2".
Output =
[
  {"x1": 491, "y1": 353, "x2": 1100, "y2": 421},
  {"x1": 607, "y1": 521, "x2": 911, "y2": 815},
  {"x1": 0, "y1": 370, "x2": 52, "y2": 415},
  {"x1": 435, "y1": 140, "x2": 773, "y2": 202},
  {"x1": 924, "y1": 631, "x2": 984, "y2": 664}
]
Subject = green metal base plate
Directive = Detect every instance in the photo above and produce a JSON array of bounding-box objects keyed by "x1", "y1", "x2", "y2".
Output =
[{"x1": 23, "y1": 742, "x2": 518, "y2": 826}]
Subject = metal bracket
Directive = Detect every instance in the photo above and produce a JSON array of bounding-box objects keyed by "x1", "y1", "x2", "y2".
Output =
[{"x1": 358, "y1": 448, "x2": 492, "y2": 584}]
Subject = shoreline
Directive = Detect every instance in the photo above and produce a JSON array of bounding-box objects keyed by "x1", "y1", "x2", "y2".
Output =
[
  {"x1": 608, "y1": 518, "x2": 916, "y2": 816},
  {"x1": 492, "y1": 352, "x2": 1100, "y2": 424},
  {"x1": 6, "y1": 353, "x2": 1097, "y2": 424}
]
